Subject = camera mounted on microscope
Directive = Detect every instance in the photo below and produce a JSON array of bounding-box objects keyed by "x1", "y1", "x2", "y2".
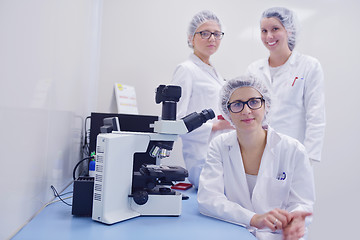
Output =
[{"x1": 155, "y1": 85, "x2": 181, "y2": 121}]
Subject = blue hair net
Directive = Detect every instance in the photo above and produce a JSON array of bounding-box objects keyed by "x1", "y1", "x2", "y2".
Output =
[
  {"x1": 187, "y1": 10, "x2": 222, "y2": 48},
  {"x1": 219, "y1": 75, "x2": 272, "y2": 126},
  {"x1": 261, "y1": 7, "x2": 299, "y2": 51}
]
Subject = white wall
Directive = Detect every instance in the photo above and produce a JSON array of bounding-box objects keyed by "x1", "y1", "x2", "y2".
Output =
[
  {"x1": 0, "y1": 0, "x2": 102, "y2": 239},
  {"x1": 97, "y1": 0, "x2": 360, "y2": 239}
]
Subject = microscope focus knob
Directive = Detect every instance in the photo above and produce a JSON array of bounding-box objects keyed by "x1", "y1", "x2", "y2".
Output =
[{"x1": 132, "y1": 191, "x2": 149, "y2": 205}]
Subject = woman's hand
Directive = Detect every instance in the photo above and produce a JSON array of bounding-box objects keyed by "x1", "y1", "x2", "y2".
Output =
[
  {"x1": 282, "y1": 211, "x2": 312, "y2": 240},
  {"x1": 212, "y1": 119, "x2": 234, "y2": 132},
  {"x1": 250, "y1": 208, "x2": 292, "y2": 232}
]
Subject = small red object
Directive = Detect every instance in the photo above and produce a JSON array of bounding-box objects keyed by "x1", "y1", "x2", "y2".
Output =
[
  {"x1": 217, "y1": 115, "x2": 225, "y2": 120},
  {"x1": 292, "y1": 77, "x2": 298, "y2": 86},
  {"x1": 171, "y1": 183, "x2": 193, "y2": 190}
]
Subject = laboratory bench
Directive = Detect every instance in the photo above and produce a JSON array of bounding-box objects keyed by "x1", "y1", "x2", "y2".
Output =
[{"x1": 12, "y1": 185, "x2": 256, "y2": 240}]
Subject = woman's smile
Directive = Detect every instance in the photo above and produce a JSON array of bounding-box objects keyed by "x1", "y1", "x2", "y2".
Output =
[
  {"x1": 267, "y1": 40, "x2": 278, "y2": 46},
  {"x1": 241, "y1": 118, "x2": 255, "y2": 124}
]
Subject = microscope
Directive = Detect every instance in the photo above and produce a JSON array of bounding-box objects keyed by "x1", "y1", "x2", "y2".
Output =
[{"x1": 92, "y1": 85, "x2": 215, "y2": 224}]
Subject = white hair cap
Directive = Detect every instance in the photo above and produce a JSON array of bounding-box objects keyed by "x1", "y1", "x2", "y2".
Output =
[
  {"x1": 219, "y1": 75, "x2": 272, "y2": 126},
  {"x1": 261, "y1": 7, "x2": 300, "y2": 51},
  {"x1": 187, "y1": 10, "x2": 222, "y2": 48}
]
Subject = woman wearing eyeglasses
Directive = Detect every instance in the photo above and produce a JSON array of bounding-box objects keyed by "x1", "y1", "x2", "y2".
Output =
[
  {"x1": 198, "y1": 75, "x2": 315, "y2": 240},
  {"x1": 171, "y1": 10, "x2": 233, "y2": 188},
  {"x1": 246, "y1": 7, "x2": 326, "y2": 165}
]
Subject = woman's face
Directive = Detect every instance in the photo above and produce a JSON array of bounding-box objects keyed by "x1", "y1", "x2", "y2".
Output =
[
  {"x1": 228, "y1": 87, "x2": 265, "y2": 133},
  {"x1": 260, "y1": 17, "x2": 289, "y2": 53},
  {"x1": 192, "y1": 20, "x2": 222, "y2": 61}
]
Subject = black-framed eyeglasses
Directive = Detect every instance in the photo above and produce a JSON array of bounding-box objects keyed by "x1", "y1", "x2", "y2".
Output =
[
  {"x1": 195, "y1": 30, "x2": 224, "y2": 40},
  {"x1": 227, "y1": 97, "x2": 264, "y2": 113}
]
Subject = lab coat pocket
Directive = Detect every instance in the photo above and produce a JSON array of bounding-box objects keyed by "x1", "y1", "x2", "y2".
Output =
[
  {"x1": 281, "y1": 76, "x2": 305, "y2": 103},
  {"x1": 266, "y1": 178, "x2": 290, "y2": 209}
]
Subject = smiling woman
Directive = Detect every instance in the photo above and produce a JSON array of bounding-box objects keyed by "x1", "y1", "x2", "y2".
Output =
[
  {"x1": 246, "y1": 7, "x2": 325, "y2": 165},
  {"x1": 260, "y1": 17, "x2": 290, "y2": 63}
]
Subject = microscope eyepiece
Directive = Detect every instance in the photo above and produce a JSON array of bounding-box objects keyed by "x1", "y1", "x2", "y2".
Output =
[{"x1": 181, "y1": 109, "x2": 215, "y2": 133}]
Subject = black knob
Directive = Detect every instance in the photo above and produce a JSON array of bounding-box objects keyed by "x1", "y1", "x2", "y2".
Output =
[{"x1": 132, "y1": 191, "x2": 149, "y2": 205}]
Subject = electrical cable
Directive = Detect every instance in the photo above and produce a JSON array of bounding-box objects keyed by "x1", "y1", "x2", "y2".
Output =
[
  {"x1": 82, "y1": 116, "x2": 91, "y2": 158},
  {"x1": 72, "y1": 156, "x2": 94, "y2": 180},
  {"x1": 59, "y1": 191, "x2": 73, "y2": 197},
  {"x1": 8, "y1": 181, "x2": 73, "y2": 239},
  {"x1": 50, "y1": 185, "x2": 72, "y2": 206}
]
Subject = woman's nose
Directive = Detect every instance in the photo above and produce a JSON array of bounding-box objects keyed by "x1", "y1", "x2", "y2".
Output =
[
  {"x1": 208, "y1": 34, "x2": 216, "y2": 41},
  {"x1": 241, "y1": 104, "x2": 252, "y2": 114},
  {"x1": 267, "y1": 32, "x2": 274, "y2": 40}
]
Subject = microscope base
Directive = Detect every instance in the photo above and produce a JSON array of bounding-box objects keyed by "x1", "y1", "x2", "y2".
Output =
[
  {"x1": 130, "y1": 192, "x2": 182, "y2": 216},
  {"x1": 93, "y1": 193, "x2": 182, "y2": 225}
]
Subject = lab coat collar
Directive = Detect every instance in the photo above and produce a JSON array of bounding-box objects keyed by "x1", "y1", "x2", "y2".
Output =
[
  {"x1": 255, "y1": 51, "x2": 300, "y2": 83},
  {"x1": 257, "y1": 59, "x2": 268, "y2": 70},
  {"x1": 258, "y1": 50, "x2": 300, "y2": 69},
  {"x1": 189, "y1": 53, "x2": 212, "y2": 68},
  {"x1": 263, "y1": 125, "x2": 282, "y2": 157},
  {"x1": 287, "y1": 50, "x2": 300, "y2": 66},
  {"x1": 189, "y1": 53, "x2": 223, "y2": 82},
  {"x1": 264, "y1": 125, "x2": 281, "y2": 148},
  {"x1": 255, "y1": 59, "x2": 271, "y2": 83},
  {"x1": 223, "y1": 126, "x2": 282, "y2": 157},
  {"x1": 222, "y1": 130, "x2": 238, "y2": 147}
]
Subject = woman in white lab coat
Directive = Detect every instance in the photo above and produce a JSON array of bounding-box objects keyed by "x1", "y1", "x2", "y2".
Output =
[
  {"x1": 171, "y1": 10, "x2": 232, "y2": 188},
  {"x1": 246, "y1": 7, "x2": 325, "y2": 163},
  {"x1": 197, "y1": 75, "x2": 315, "y2": 240}
]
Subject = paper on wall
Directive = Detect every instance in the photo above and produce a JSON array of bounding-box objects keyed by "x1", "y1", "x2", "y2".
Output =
[{"x1": 114, "y1": 83, "x2": 138, "y2": 114}]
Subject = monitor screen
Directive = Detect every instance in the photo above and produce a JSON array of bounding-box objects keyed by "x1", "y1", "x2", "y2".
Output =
[{"x1": 89, "y1": 112, "x2": 159, "y2": 155}]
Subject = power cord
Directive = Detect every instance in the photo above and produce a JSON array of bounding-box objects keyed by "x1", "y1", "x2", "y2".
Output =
[
  {"x1": 50, "y1": 185, "x2": 72, "y2": 206},
  {"x1": 72, "y1": 156, "x2": 94, "y2": 180},
  {"x1": 82, "y1": 116, "x2": 91, "y2": 158}
]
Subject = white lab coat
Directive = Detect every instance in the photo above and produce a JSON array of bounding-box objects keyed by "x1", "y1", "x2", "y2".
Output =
[
  {"x1": 246, "y1": 51, "x2": 326, "y2": 162},
  {"x1": 171, "y1": 53, "x2": 224, "y2": 188},
  {"x1": 197, "y1": 126, "x2": 315, "y2": 240}
]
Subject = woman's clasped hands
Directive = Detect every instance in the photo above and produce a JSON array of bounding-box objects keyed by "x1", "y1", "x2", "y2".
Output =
[{"x1": 250, "y1": 208, "x2": 312, "y2": 240}]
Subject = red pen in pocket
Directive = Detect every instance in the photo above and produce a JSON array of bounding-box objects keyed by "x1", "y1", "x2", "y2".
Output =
[{"x1": 292, "y1": 77, "x2": 298, "y2": 86}]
